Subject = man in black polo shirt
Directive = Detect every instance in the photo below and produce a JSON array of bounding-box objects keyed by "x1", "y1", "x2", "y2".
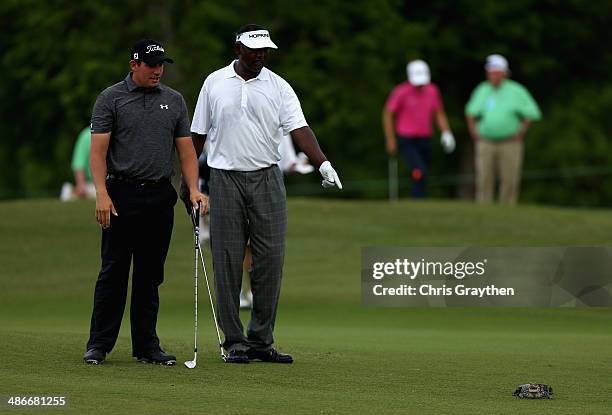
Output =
[{"x1": 83, "y1": 39, "x2": 208, "y2": 365}]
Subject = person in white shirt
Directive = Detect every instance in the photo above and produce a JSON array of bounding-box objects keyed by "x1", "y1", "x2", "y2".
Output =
[{"x1": 190, "y1": 24, "x2": 341, "y2": 364}]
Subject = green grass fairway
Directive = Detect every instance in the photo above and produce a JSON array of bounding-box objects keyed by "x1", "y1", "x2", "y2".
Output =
[{"x1": 1, "y1": 198, "x2": 610, "y2": 414}]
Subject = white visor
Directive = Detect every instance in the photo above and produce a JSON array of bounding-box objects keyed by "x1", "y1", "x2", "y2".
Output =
[{"x1": 236, "y1": 30, "x2": 278, "y2": 49}]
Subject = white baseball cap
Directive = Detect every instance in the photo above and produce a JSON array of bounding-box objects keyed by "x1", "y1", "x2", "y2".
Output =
[
  {"x1": 485, "y1": 54, "x2": 509, "y2": 72},
  {"x1": 236, "y1": 30, "x2": 278, "y2": 49},
  {"x1": 406, "y1": 60, "x2": 430, "y2": 86}
]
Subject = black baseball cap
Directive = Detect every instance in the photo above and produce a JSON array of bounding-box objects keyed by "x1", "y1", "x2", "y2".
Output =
[{"x1": 131, "y1": 39, "x2": 174, "y2": 64}]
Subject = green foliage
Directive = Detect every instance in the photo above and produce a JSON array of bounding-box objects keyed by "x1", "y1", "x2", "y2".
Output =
[{"x1": 0, "y1": 0, "x2": 610, "y2": 204}]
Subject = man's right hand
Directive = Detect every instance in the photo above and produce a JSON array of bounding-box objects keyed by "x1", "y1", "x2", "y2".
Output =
[
  {"x1": 319, "y1": 161, "x2": 343, "y2": 189},
  {"x1": 95, "y1": 190, "x2": 118, "y2": 229}
]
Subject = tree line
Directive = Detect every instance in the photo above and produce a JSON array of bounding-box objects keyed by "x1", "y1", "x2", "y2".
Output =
[{"x1": 1, "y1": 0, "x2": 610, "y2": 206}]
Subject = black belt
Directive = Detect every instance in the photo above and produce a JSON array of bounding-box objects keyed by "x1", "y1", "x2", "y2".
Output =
[{"x1": 106, "y1": 174, "x2": 169, "y2": 186}]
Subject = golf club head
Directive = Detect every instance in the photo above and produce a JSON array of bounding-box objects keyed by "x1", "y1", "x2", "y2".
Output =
[{"x1": 184, "y1": 360, "x2": 197, "y2": 369}]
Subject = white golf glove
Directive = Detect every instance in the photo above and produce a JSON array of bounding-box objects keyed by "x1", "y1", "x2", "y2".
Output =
[
  {"x1": 319, "y1": 161, "x2": 343, "y2": 189},
  {"x1": 440, "y1": 130, "x2": 456, "y2": 154}
]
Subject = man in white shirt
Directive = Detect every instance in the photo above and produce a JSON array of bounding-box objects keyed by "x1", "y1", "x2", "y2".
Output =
[{"x1": 190, "y1": 24, "x2": 342, "y2": 363}]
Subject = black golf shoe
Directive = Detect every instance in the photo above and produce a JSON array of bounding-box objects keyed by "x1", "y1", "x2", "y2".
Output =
[
  {"x1": 247, "y1": 348, "x2": 293, "y2": 364},
  {"x1": 83, "y1": 348, "x2": 106, "y2": 365},
  {"x1": 136, "y1": 349, "x2": 176, "y2": 366},
  {"x1": 224, "y1": 349, "x2": 250, "y2": 364}
]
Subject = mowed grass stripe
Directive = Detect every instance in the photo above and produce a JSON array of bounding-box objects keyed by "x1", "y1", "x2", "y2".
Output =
[{"x1": 0, "y1": 198, "x2": 611, "y2": 414}]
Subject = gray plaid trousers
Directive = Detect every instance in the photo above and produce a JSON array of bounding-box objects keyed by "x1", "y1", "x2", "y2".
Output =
[{"x1": 209, "y1": 166, "x2": 287, "y2": 352}]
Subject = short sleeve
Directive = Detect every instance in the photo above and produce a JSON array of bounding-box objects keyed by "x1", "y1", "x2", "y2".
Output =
[
  {"x1": 384, "y1": 85, "x2": 404, "y2": 113},
  {"x1": 174, "y1": 95, "x2": 191, "y2": 138},
  {"x1": 91, "y1": 90, "x2": 114, "y2": 134},
  {"x1": 191, "y1": 82, "x2": 211, "y2": 135},
  {"x1": 431, "y1": 84, "x2": 443, "y2": 112},
  {"x1": 465, "y1": 83, "x2": 486, "y2": 116},
  {"x1": 516, "y1": 85, "x2": 542, "y2": 121},
  {"x1": 279, "y1": 81, "x2": 308, "y2": 135},
  {"x1": 71, "y1": 127, "x2": 91, "y2": 171}
]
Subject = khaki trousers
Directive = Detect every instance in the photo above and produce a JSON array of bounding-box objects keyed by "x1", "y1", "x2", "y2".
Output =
[{"x1": 475, "y1": 139, "x2": 524, "y2": 205}]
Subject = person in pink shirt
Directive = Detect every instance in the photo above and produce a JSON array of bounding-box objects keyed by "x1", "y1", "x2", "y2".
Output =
[{"x1": 382, "y1": 60, "x2": 455, "y2": 198}]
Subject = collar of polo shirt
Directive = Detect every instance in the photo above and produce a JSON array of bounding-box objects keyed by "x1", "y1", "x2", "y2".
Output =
[
  {"x1": 224, "y1": 60, "x2": 270, "y2": 81},
  {"x1": 235, "y1": 30, "x2": 278, "y2": 49},
  {"x1": 125, "y1": 73, "x2": 161, "y2": 92}
]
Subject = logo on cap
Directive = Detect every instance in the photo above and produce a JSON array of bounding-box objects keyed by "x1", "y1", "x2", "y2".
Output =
[{"x1": 146, "y1": 45, "x2": 164, "y2": 54}]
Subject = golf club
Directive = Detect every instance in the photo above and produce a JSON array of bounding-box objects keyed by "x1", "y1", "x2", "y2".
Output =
[
  {"x1": 195, "y1": 236, "x2": 226, "y2": 361},
  {"x1": 186, "y1": 203, "x2": 226, "y2": 365},
  {"x1": 184, "y1": 205, "x2": 200, "y2": 369}
]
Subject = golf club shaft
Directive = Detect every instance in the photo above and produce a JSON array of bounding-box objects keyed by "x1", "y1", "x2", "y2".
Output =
[
  {"x1": 192, "y1": 226, "x2": 199, "y2": 360},
  {"x1": 196, "y1": 242, "x2": 225, "y2": 358}
]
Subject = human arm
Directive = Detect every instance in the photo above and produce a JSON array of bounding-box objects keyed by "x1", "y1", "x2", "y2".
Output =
[
  {"x1": 176, "y1": 136, "x2": 209, "y2": 214},
  {"x1": 290, "y1": 126, "x2": 342, "y2": 189},
  {"x1": 179, "y1": 132, "x2": 208, "y2": 214},
  {"x1": 512, "y1": 86, "x2": 540, "y2": 141},
  {"x1": 289, "y1": 126, "x2": 326, "y2": 167},
  {"x1": 74, "y1": 169, "x2": 89, "y2": 197},
  {"x1": 435, "y1": 109, "x2": 450, "y2": 133},
  {"x1": 435, "y1": 109, "x2": 455, "y2": 153},
  {"x1": 511, "y1": 119, "x2": 531, "y2": 142},
  {"x1": 71, "y1": 127, "x2": 92, "y2": 197},
  {"x1": 465, "y1": 84, "x2": 486, "y2": 141},
  {"x1": 466, "y1": 115, "x2": 481, "y2": 141},
  {"x1": 280, "y1": 78, "x2": 341, "y2": 189},
  {"x1": 382, "y1": 108, "x2": 397, "y2": 155},
  {"x1": 90, "y1": 132, "x2": 117, "y2": 229}
]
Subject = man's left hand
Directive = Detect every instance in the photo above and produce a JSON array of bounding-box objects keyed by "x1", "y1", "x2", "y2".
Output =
[{"x1": 319, "y1": 161, "x2": 343, "y2": 189}]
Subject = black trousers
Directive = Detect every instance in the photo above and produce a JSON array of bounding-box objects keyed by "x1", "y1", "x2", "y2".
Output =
[
  {"x1": 398, "y1": 136, "x2": 432, "y2": 198},
  {"x1": 86, "y1": 179, "x2": 177, "y2": 355}
]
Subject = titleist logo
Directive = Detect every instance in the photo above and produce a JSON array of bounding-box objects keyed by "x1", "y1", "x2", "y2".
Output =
[{"x1": 146, "y1": 45, "x2": 164, "y2": 53}]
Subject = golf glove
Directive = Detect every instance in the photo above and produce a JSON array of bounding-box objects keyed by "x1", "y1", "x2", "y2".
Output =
[
  {"x1": 319, "y1": 161, "x2": 343, "y2": 189},
  {"x1": 440, "y1": 131, "x2": 456, "y2": 154}
]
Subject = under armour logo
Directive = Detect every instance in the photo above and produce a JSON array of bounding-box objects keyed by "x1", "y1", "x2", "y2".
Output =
[{"x1": 160, "y1": 104, "x2": 168, "y2": 109}]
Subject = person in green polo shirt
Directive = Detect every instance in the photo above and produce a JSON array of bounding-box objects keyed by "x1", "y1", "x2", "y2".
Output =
[
  {"x1": 60, "y1": 126, "x2": 96, "y2": 201},
  {"x1": 465, "y1": 54, "x2": 541, "y2": 204}
]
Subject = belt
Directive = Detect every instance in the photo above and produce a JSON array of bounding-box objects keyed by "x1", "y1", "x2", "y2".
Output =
[{"x1": 106, "y1": 174, "x2": 169, "y2": 186}]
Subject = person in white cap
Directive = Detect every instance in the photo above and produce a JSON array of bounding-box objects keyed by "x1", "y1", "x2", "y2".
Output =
[
  {"x1": 465, "y1": 54, "x2": 541, "y2": 204},
  {"x1": 382, "y1": 59, "x2": 455, "y2": 198},
  {"x1": 190, "y1": 23, "x2": 342, "y2": 364}
]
